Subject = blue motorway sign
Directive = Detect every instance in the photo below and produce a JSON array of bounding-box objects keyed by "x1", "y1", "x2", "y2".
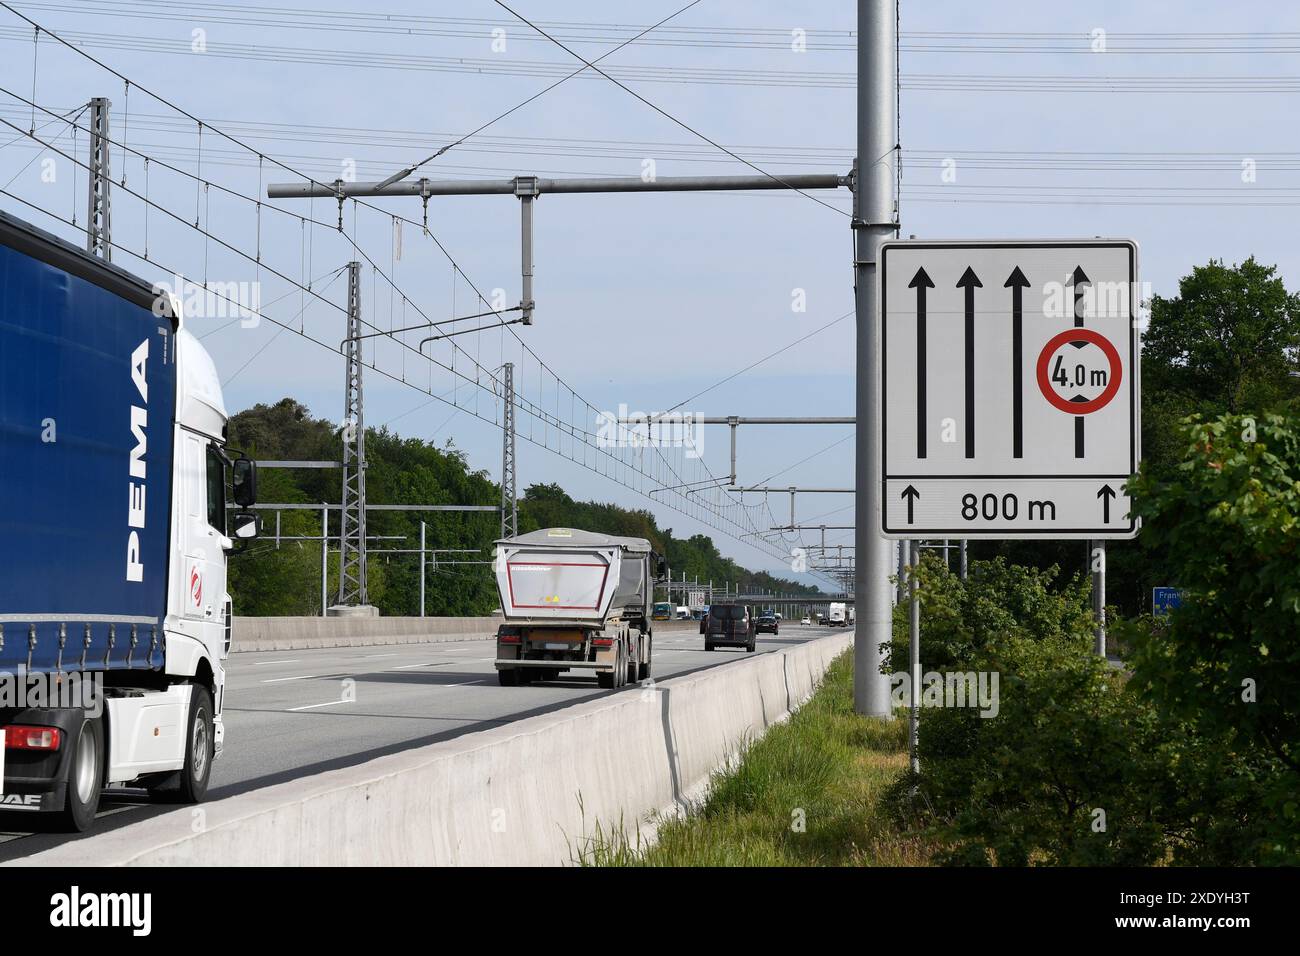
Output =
[{"x1": 1152, "y1": 587, "x2": 1183, "y2": 615}]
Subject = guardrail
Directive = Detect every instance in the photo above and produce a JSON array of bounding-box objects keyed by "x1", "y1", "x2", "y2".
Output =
[
  {"x1": 231, "y1": 616, "x2": 703, "y2": 652},
  {"x1": 11, "y1": 631, "x2": 853, "y2": 866}
]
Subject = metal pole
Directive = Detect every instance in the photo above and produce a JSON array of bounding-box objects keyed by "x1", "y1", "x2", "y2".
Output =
[
  {"x1": 896, "y1": 539, "x2": 905, "y2": 605},
  {"x1": 960, "y1": 539, "x2": 968, "y2": 580},
  {"x1": 269, "y1": 172, "x2": 846, "y2": 199},
  {"x1": 500, "y1": 362, "x2": 518, "y2": 538},
  {"x1": 909, "y1": 540, "x2": 920, "y2": 775},
  {"x1": 516, "y1": 178, "x2": 538, "y2": 324},
  {"x1": 1093, "y1": 540, "x2": 1107, "y2": 656},
  {"x1": 853, "y1": 0, "x2": 897, "y2": 717},
  {"x1": 321, "y1": 504, "x2": 330, "y2": 616},
  {"x1": 419, "y1": 520, "x2": 426, "y2": 619},
  {"x1": 86, "y1": 96, "x2": 111, "y2": 260},
  {"x1": 728, "y1": 418, "x2": 738, "y2": 485},
  {"x1": 337, "y1": 261, "x2": 368, "y2": 607}
]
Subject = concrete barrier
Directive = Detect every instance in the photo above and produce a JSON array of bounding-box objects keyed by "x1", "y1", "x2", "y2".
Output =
[
  {"x1": 11, "y1": 631, "x2": 853, "y2": 867},
  {"x1": 232, "y1": 616, "x2": 702, "y2": 652}
]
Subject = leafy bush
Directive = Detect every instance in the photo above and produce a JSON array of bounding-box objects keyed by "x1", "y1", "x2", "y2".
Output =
[
  {"x1": 1119, "y1": 412, "x2": 1300, "y2": 864},
  {"x1": 887, "y1": 552, "x2": 1093, "y2": 674},
  {"x1": 890, "y1": 412, "x2": 1300, "y2": 866},
  {"x1": 886, "y1": 559, "x2": 1168, "y2": 865},
  {"x1": 903, "y1": 635, "x2": 1171, "y2": 866}
]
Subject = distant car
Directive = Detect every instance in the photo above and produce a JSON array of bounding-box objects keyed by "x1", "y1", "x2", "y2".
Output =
[
  {"x1": 800, "y1": 616, "x2": 811, "y2": 626},
  {"x1": 774, "y1": 613, "x2": 782, "y2": 620},
  {"x1": 755, "y1": 614, "x2": 779, "y2": 635},
  {"x1": 703, "y1": 603, "x2": 756, "y2": 653}
]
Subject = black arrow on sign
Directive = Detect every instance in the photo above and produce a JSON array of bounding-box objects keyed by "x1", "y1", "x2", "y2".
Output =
[
  {"x1": 909, "y1": 267, "x2": 934, "y2": 459},
  {"x1": 1072, "y1": 266, "x2": 1091, "y2": 458},
  {"x1": 902, "y1": 484, "x2": 921, "y2": 524},
  {"x1": 957, "y1": 266, "x2": 982, "y2": 459},
  {"x1": 1097, "y1": 483, "x2": 1116, "y2": 523},
  {"x1": 1004, "y1": 266, "x2": 1030, "y2": 459}
]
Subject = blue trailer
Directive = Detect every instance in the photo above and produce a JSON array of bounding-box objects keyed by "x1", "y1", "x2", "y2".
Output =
[
  {"x1": 0, "y1": 209, "x2": 258, "y2": 829},
  {"x1": 0, "y1": 209, "x2": 177, "y2": 674}
]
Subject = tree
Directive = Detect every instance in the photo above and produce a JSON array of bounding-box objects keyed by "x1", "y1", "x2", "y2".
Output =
[
  {"x1": 1143, "y1": 257, "x2": 1300, "y2": 418},
  {"x1": 223, "y1": 402, "x2": 828, "y2": 616}
]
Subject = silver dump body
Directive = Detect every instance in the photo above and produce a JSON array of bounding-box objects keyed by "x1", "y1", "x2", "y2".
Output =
[{"x1": 494, "y1": 528, "x2": 653, "y2": 626}]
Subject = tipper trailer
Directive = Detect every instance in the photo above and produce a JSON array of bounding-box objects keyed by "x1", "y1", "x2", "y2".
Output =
[
  {"x1": 0, "y1": 209, "x2": 259, "y2": 830},
  {"x1": 493, "y1": 528, "x2": 665, "y2": 688}
]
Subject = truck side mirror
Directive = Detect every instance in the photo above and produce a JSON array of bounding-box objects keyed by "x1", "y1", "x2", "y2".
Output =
[
  {"x1": 232, "y1": 458, "x2": 258, "y2": 507},
  {"x1": 231, "y1": 510, "x2": 260, "y2": 540}
]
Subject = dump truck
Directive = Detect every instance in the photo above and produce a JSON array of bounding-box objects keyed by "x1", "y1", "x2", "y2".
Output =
[
  {"x1": 492, "y1": 528, "x2": 663, "y2": 688},
  {"x1": 0, "y1": 209, "x2": 259, "y2": 830}
]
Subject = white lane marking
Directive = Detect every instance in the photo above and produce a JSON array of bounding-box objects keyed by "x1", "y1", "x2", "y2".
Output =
[
  {"x1": 360, "y1": 653, "x2": 397, "y2": 659},
  {"x1": 287, "y1": 699, "x2": 352, "y2": 712},
  {"x1": 392, "y1": 662, "x2": 452, "y2": 670},
  {"x1": 448, "y1": 679, "x2": 486, "y2": 687},
  {"x1": 251, "y1": 659, "x2": 301, "y2": 666},
  {"x1": 261, "y1": 674, "x2": 318, "y2": 683}
]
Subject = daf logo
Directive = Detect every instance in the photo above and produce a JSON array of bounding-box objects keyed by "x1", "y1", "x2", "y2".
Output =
[{"x1": 1, "y1": 793, "x2": 42, "y2": 809}]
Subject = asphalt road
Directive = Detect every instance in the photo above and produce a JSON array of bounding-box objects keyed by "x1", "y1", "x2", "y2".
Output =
[{"x1": 0, "y1": 621, "x2": 843, "y2": 859}]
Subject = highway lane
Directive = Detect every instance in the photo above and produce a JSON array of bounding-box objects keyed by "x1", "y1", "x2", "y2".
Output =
[{"x1": 0, "y1": 622, "x2": 844, "y2": 859}]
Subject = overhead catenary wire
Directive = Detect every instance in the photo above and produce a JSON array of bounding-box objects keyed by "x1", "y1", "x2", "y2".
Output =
[{"x1": 0, "y1": 5, "x2": 845, "y2": 578}]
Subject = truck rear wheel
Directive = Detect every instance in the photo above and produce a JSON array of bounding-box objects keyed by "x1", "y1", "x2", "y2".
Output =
[
  {"x1": 178, "y1": 685, "x2": 214, "y2": 803},
  {"x1": 638, "y1": 637, "x2": 652, "y2": 681},
  {"x1": 58, "y1": 715, "x2": 104, "y2": 832}
]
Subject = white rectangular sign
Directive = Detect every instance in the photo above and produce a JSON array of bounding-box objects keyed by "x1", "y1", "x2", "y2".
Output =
[{"x1": 878, "y1": 239, "x2": 1140, "y2": 539}]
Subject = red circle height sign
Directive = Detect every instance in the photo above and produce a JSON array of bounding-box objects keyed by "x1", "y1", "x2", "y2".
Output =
[{"x1": 1036, "y1": 328, "x2": 1122, "y2": 415}]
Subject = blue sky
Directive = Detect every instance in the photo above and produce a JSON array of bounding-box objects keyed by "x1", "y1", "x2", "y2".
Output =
[{"x1": 1, "y1": 0, "x2": 1297, "y2": 584}]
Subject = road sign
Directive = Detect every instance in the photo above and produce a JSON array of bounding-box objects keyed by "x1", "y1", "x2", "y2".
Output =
[
  {"x1": 1152, "y1": 587, "x2": 1183, "y2": 615},
  {"x1": 878, "y1": 239, "x2": 1140, "y2": 539}
]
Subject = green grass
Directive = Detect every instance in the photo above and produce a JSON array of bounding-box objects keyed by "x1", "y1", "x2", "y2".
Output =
[{"x1": 585, "y1": 651, "x2": 936, "y2": 866}]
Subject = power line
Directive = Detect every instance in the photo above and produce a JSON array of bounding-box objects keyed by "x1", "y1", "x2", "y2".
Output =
[
  {"x1": 387, "y1": 0, "x2": 704, "y2": 183},
  {"x1": 664, "y1": 310, "x2": 853, "y2": 413},
  {"x1": 0, "y1": 6, "x2": 839, "y2": 579}
]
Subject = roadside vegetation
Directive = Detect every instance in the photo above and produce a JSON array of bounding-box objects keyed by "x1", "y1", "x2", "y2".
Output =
[
  {"x1": 592, "y1": 408, "x2": 1298, "y2": 867},
  {"x1": 584, "y1": 651, "x2": 933, "y2": 866}
]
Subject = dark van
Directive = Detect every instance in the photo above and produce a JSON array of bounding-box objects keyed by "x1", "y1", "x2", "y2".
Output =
[{"x1": 702, "y1": 603, "x2": 756, "y2": 653}]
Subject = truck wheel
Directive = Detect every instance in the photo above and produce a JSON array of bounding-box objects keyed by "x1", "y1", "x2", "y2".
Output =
[
  {"x1": 627, "y1": 649, "x2": 640, "y2": 685},
  {"x1": 747, "y1": 639, "x2": 756, "y2": 653},
  {"x1": 498, "y1": 669, "x2": 519, "y2": 687},
  {"x1": 597, "y1": 670, "x2": 615, "y2": 689},
  {"x1": 705, "y1": 641, "x2": 714, "y2": 652},
  {"x1": 639, "y1": 638, "x2": 652, "y2": 680},
  {"x1": 58, "y1": 715, "x2": 104, "y2": 832},
  {"x1": 178, "y1": 685, "x2": 215, "y2": 804}
]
